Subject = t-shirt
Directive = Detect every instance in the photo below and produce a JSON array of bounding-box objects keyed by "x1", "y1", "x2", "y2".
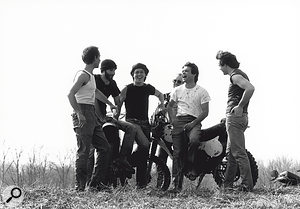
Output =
[
  {"x1": 227, "y1": 69, "x2": 249, "y2": 114},
  {"x1": 170, "y1": 84, "x2": 211, "y2": 118},
  {"x1": 94, "y1": 74, "x2": 120, "y2": 116},
  {"x1": 124, "y1": 83, "x2": 156, "y2": 120}
]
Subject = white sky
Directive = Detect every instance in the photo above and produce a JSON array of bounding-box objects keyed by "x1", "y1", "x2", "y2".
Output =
[{"x1": 0, "y1": 0, "x2": 299, "y2": 164}]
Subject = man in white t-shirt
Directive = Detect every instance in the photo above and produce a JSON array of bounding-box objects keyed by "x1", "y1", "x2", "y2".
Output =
[{"x1": 167, "y1": 62, "x2": 210, "y2": 193}]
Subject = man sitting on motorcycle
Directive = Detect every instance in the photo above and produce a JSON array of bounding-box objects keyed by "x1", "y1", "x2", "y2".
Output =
[{"x1": 167, "y1": 62, "x2": 211, "y2": 193}]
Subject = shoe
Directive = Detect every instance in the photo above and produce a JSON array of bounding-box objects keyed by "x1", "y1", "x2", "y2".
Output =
[{"x1": 118, "y1": 158, "x2": 135, "y2": 174}]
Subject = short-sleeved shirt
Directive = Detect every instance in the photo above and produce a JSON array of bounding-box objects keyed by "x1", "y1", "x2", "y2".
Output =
[
  {"x1": 227, "y1": 69, "x2": 249, "y2": 114},
  {"x1": 94, "y1": 74, "x2": 120, "y2": 116},
  {"x1": 124, "y1": 83, "x2": 156, "y2": 120},
  {"x1": 171, "y1": 84, "x2": 211, "y2": 118}
]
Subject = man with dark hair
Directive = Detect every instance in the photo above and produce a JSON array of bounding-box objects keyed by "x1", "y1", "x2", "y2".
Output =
[
  {"x1": 216, "y1": 50, "x2": 255, "y2": 192},
  {"x1": 87, "y1": 59, "x2": 136, "y2": 185},
  {"x1": 67, "y1": 46, "x2": 115, "y2": 192},
  {"x1": 119, "y1": 63, "x2": 165, "y2": 189},
  {"x1": 167, "y1": 62, "x2": 210, "y2": 193},
  {"x1": 157, "y1": 73, "x2": 184, "y2": 167}
]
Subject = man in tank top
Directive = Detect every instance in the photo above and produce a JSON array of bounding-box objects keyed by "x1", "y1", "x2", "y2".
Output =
[
  {"x1": 216, "y1": 50, "x2": 255, "y2": 192},
  {"x1": 67, "y1": 46, "x2": 116, "y2": 192},
  {"x1": 118, "y1": 63, "x2": 165, "y2": 189}
]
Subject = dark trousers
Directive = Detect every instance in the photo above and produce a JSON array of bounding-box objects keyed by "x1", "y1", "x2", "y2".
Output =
[
  {"x1": 172, "y1": 115, "x2": 201, "y2": 189},
  {"x1": 72, "y1": 104, "x2": 111, "y2": 190},
  {"x1": 126, "y1": 118, "x2": 151, "y2": 187},
  {"x1": 87, "y1": 119, "x2": 137, "y2": 184}
]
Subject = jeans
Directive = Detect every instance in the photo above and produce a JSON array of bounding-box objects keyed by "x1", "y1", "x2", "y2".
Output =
[
  {"x1": 87, "y1": 118, "x2": 137, "y2": 184},
  {"x1": 224, "y1": 113, "x2": 253, "y2": 190},
  {"x1": 126, "y1": 118, "x2": 151, "y2": 187},
  {"x1": 72, "y1": 104, "x2": 111, "y2": 190},
  {"x1": 172, "y1": 115, "x2": 201, "y2": 189}
]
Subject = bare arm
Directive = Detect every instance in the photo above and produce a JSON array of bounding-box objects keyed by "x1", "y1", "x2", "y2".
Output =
[
  {"x1": 67, "y1": 73, "x2": 89, "y2": 114},
  {"x1": 154, "y1": 89, "x2": 165, "y2": 108},
  {"x1": 67, "y1": 73, "x2": 89, "y2": 127},
  {"x1": 95, "y1": 89, "x2": 116, "y2": 111},
  {"x1": 113, "y1": 95, "x2": 121, "y2": 118},
  {"x1": 184, "y1": 102, "x2": 209, "y2": 132},
  {"x1": 167, "y1": 99, "x2": 176, "y2": 123},
  {"x1": 116, "y1": 87, "x2": 127, "y2": 119},
  {"x1": 231, "y1": 74, "x2": 255, "y2": 115}
]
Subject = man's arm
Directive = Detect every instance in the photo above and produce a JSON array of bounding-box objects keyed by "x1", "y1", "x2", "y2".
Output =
[
  {"x1": 184, "y1": 102, "x2": 209, "y2": 132},
  {"x1": 116, "y1": 87, "x2": 127, "y2": 119},
  {"x1": 154, "y1": 89, "x2": 165, "y2": 108},
  {"x1": 167, "y1": 99, "x2": 176, "y2": 123},
  {"x1": 95, "y1": 89, "x2": 116, "y2": 111},
  {"x1": 231, "y1": 74, "x2": 255, "y2": 115},
  {"x1": 113, "y1": 95, "x2": 121, "y2": 118},
  {"x1": 67, "y1": 73, "x2": 89, "y2": 127}
]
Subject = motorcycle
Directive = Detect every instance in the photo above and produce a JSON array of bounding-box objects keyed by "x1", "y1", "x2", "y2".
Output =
[{"x1": 103, "y1": 110, "x2": 259, "y2": 190}]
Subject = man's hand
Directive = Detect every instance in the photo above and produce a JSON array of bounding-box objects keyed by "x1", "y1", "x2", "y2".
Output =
[
  {"x1": 231, "y1": 105, "x2": 243, "y2": 116},
  {"x1": 183, "y1": 121, "x2": 196, "y2": 133},
  {"x1": 77, "y1": 112, "x2": 86, "y2": 128}
]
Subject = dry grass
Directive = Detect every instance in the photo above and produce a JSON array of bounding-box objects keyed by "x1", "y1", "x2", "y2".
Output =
[
  {"x1": 10, "y1": 184, "x2": 300, "y2": 209},
  {"x1": 1, "y1": 143, "x2": 300, "y2": 208}
]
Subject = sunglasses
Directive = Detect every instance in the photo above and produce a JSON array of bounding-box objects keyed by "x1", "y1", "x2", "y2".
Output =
[{"x1": 173, "y1": 79, "x2": 183, "y2": 84}]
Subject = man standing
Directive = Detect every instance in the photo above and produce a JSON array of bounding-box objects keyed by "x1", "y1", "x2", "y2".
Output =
[
  {"x1": 87, "y1": 59, "x2": 136, "y2": 184},
  {"x1": 67, "y1": 46, "x2": 115, "y2": 192},
  {"x1": 119, "y1": 63, "x2": 165, "y2": 189},
  {"x1": 167, "y1": 62, "x2": 210, "y2": 193},
  {"x1": 216, "y1": 50, "x2": 255, "y2": 192}
]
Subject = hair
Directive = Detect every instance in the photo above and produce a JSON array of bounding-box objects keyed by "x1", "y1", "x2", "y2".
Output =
[
  {"x1": 216, "y1": 50, "x2": 240, "y2": 69},
  {"x1": 183, "y1": 62, "x2": 199, "y2": 83},
  {"x1": 100, "y1": 59, "x2": 117, "y2": 72},
  {"x1": 82, "y1": 46, "x2": 100, "y2": 65},
  {"x1": 130, "y1": 63, "x2": 149, "y2": 81}
]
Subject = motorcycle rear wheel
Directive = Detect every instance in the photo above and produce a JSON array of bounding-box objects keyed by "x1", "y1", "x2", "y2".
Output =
[{"x1": 213, "y1": 149, "x2": 258, "y2": 187}]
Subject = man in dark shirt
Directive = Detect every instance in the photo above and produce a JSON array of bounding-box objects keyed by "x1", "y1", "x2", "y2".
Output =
[
  {"x1": 119, "y1": 63, "x2": 164, "y2": 188},
  {"x1": 216, "y1": 51, "x2": 255, "y2": 192},
  {"x1": 87, "y1": 59, "x2": 136, "y2": 185}
]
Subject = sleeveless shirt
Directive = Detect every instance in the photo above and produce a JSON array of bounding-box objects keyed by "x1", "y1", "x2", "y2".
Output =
[
  {"x1": 226, "y1": 69, "x2": 249, "y2": 113},
  {"x1": 75, "y1": 70, "x2": 96, "y2": 105}
]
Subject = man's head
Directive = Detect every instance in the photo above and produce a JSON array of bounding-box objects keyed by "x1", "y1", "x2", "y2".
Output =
[
  {"x1": 216, "y1": 50, "x2": 240, "y2": 74},
  {"x1": 173, "y1": 73, "x2": 183, "y2": 88},
  {"x1": 130, "y1": 63, "x2": 149, "y2": 82},
  {"x1": 82, "y1": 46, "x2": 100, "y2": 68},
  {"x1": 101, "y1": 59, "x2": 117, "y2": 81},
  {"x1": 182, "y1": 62, "x2": 199, "y2": 83}
]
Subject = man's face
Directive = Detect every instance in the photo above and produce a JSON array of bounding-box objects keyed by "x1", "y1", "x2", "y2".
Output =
[
  {"x1": 105, "y1": 68, "x2": 116, "y2": 81},
  {"x1": 133, "y1": 68, "x2": 146, "y2": 83},
  {"x1": 173, "y1": 75, "x2": 183, "y2": 88},
  {"x1": 219, "y1": 63, "x2": 228, "y2": 75},
  {"x1": 94, "y1": 55, "x2": 101, "y2": 68},
  {"x1": 182, "y1": 66, "x2": 194, "y2": 83}
]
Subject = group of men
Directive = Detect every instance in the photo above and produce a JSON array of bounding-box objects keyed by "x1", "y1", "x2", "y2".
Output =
[{"x1": 67, "y1": 46, "x2": 255, "y2": 193}]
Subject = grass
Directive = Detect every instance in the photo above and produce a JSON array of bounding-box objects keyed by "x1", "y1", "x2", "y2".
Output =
[
  {"x1": 1, "y1": 143, "x2": 300, "y2": 208},
  {"x1": 11, "y1": 183, "x2": 300, "y2": 209}
]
